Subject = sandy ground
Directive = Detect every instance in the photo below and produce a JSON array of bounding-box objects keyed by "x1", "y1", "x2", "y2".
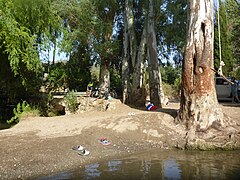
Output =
[{"x1": 0, "y1": 99, "x2": 239, "y2": 179}]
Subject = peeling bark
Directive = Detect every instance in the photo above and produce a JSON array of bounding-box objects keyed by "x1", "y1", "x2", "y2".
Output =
[
  {"x1": 122, "y1": 0, "x2": 131, "y2": 104},
  {"x1": 132, "y1": 22, "x2": 146, "y2": 92},
  {"x1": 130, "y1": 17, "x2": 147, "y2": 107},
  {"x1": 147, "y1": 0, "x2": 164, "y2": 108},
  {"x1": 177, "y1": 0, "x2": 240, "y2": 150},
  {"x1": 179, "y1": 0, "x2": 222, "y2": 128},
  {"x1": 99, "y1": 60, "x2": 110, "y2": 94},
  {"x1": 125, "y1": 0, "x2": 137, "y2": 69},
  {"x1": 122, "y1": 0, "x2": 147, "y2": 106}
]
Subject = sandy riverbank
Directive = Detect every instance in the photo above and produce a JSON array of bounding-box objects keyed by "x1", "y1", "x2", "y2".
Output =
[{"x1": 0, "y1": 100, "x2": 239, "y2": 179}]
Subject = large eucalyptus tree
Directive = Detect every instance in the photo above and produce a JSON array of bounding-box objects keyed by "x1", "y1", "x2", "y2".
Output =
[
  {"x1": 122, "y1": 0, "x2": 166, "y2": 107},
  {"x1": 147, "y1": 0, "x2": 165, "y2": 107},
  {"x1": 122, "y1": 0, "x2": 147, "y2": 105},
  {"x1": 93, "y1": 0, "x2": 118, "y2": 94},
  {"x1": 177, "y1": 0, "x2": 240, "y2": 149}
]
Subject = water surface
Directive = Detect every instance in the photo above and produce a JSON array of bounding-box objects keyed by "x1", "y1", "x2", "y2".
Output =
[{"x1": 41, "y1": 149, "x2": 240, "y2": 179}]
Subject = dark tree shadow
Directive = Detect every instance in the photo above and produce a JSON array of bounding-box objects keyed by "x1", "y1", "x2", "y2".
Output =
[
  {"x1": 126, "y1": 100, "x2": 180, "y2": 119},
  {"x1": 218, "y1": 101, "x2": 240, "y2": 108}
]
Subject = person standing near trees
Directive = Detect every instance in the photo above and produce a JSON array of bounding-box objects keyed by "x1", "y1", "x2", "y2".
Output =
[
  {"x1": 86, "y1": 82, "x2": 93, "y2": 97},
  {"x1": 231, "y1": 77, "x2": 240, "y2": 103}
]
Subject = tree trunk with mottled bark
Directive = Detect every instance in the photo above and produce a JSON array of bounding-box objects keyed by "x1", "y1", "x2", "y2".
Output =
[
  {"x1": 122, "y1": 0, "x2": 131, "y2": 104},
  {"x1": 130, "y1": 18, "x2": 147, "y2": 107},
  {"x1": 147, "y1": 0, "x2": 164, "y2": 108},
  {"x1": 122, "y1": 0, "x2": 147, "y2": 106},
  {"x1": 132, "y1": 22, "x2": 146, "y2": 92},
  {"x1": 177, "y1": 0, "x2": 240, "y2": 150},
  {"x1": 52, "y1": 31, "x2": 57, "y2": 65},
  {"x1": 99, "y1": 59, "x2": 110, "y2": 95}
]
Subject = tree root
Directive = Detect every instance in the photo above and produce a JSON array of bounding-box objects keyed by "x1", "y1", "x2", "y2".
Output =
[{"x1": 177, "y1": 117, "x2": 240, "y2": 151}]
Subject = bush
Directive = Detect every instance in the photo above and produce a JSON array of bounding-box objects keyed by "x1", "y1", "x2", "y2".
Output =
[
  {"x1": 64, "y1": 90, "x2": 78, "y2": 113},
  {"x1": 232, "y1": 67, "x2": 240, "y2": 80},
  {"x1": 163, "y1": 82, "x2": 180, "y2": 100},
  {"x1": 7, "y1": 101, "x2": 40, "y2": 124}
]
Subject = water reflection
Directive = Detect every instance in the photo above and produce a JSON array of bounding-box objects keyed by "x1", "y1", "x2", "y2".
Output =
[
  {"x1": 85, "y1": 163, "x2": 101, "y2": 179},
  {"x1": 41, "y1": 149, "x2": 240, "y2": 180},
  {"x1": 164, "y1": 159, "x2": 181, "y2": 179},
  {"x1": 107, "y1": 160, "x2": 122, "y2": 172}
]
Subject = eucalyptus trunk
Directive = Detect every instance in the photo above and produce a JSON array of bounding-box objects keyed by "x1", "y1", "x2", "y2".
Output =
[
  {"x1": 122, "y1": 33, "x2": 130, "y2": 103},
  {"x1": 123, "y1": 0, "x2": 147, "y2": 106},
  {"x1": 99, "y1": 60, "x2": 110, "y2": 95},
  {"x1": 122, "y1": 0, "x2": 131, "y2": 104},
  {"x1": 127, "y1": 0, "x2": 137, "y2": 69},
  {"x1": 132, "y1": 23, "x2": 146, "y2": 91},
  {"x1": 147, "y1": 0, "x2": 164, "y2": 108},
  {"x1": 179, "y1": 0, "x2": 223, "y2": 129},
  {"x1": 52, "y1": 31, "x2": 57, "y2": 65},
  {"x1": 130, "y1": 19, "x2": 147, "y2": 107},
  {"x1": 177, "y1": 0, "x2": 240, "y2": 150}
]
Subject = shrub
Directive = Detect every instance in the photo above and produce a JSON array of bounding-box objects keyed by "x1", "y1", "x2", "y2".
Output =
[
  {"x1": 64, "y1": 90, "x2": 78, "y2": 113},
  {"x1": 163, "y1": 82, "x2": 180, "y2": 100},
  {"x1": 7, "y1": 101, "x2": 40, "y2": 124}
]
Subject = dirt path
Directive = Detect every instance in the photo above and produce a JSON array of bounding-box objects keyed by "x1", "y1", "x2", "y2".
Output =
[{"x1": 0, "y1": 100, "x2": 239, "y2": 179}]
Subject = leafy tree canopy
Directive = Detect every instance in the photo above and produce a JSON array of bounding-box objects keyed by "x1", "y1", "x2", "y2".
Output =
[{"x1": 0, "y1": 0, "x2": 41, "y2": 81}]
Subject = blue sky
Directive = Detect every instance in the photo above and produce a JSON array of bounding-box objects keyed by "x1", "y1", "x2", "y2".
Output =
[{"x1": 40, "y1": 47, "x2": 68, "y2": 63}]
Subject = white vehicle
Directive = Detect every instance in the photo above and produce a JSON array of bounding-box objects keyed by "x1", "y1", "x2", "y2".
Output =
[{"x1": 215, "y1": 76, "x2": 240, "y2": 100}]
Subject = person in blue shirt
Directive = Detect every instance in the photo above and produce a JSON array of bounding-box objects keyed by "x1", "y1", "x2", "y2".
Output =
[{"x1": 231, "y1": 77, "x2": 240, "y2": 103}]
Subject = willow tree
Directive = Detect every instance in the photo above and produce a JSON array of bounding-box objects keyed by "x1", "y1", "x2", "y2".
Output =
[
  {"x1": 0, "y1": 0, "x2": 43, "y2": 91},
  {"x1": 177, "y1": 0, "x2": 240, "y2": 149}
]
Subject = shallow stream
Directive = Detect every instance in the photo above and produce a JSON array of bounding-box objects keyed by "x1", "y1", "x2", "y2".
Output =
[{"x1": 40, "y1": 149, "x2": 240, "y2": 179}]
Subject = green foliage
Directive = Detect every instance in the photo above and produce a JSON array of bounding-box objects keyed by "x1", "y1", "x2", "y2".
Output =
[
  {"x1": 162, "y1": 82, "x2": 180, "y2": 99},
  {"x1": 161, "y1": 63, "x2": 181, "y2": 85},
  {"x1": 110, "y1": 67, "x2": 122, "y2": 94},
  {"x1": 0, "y1": 0, "x2": 50, "y2": 110},
  {"x1": 232, "y1": 67, "x2": 240, "y2": 80},
  {"x1": 7, "y1": 101, "x2": 40, "y2": 124},
  {"x1": 173, "y1": 75, "x2": 181, "y2": 94},
  {"x1": 45, "y1": 62, "x2": 68, "y2": 92},
  {"x1": 13, "y1": 0, "x2": 63, "y2": 54},
  {"x1": 64, "y1": 91, "x2": 78, "y2": 113},
  {"x1": 159, "y1": 0, "x2": 187, "y2": 63},
  {"x1": 225, "y1": 0, "x2": 240, "y2": 65},
  {"x1": 67, "y1": 48, "x2": 92, "y2": 91},
  {"x1": 0, "y1": 0, "x2": 41, "y2": 79},
  {"x1": 53, "y1": 0, "x2": 97, "y2": 54},
  {"x1": 90, "y1": 65, "x2": 100, "y2": 82},
  {"x1": 214, "y1": 0, "x2": 240, "y2": 77},
  {"x1": 161, "y1": 62, "x2": 181, "y2": 99},
  {"x1": 214, "y1": 0, "x2": 234, "y2": 76}
]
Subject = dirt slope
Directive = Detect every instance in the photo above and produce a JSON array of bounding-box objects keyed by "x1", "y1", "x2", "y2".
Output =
[{"x1": 0, "y1": 99, "x2": 239, "y2": 179}]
